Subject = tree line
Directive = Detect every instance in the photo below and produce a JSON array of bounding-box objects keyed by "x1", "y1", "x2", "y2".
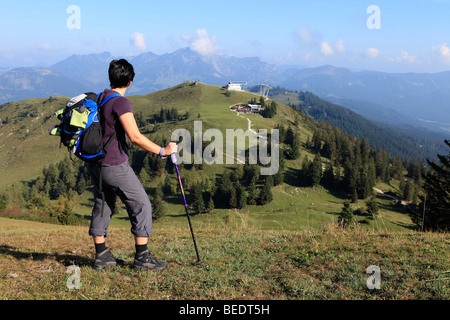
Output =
[{"x1": 0, "y1": 157, "x2": 88, "y2": 225}]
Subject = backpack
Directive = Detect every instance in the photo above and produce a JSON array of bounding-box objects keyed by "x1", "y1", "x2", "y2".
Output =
[{"x1": 49, "y1": 92, "x2": 120, "y2": 162}]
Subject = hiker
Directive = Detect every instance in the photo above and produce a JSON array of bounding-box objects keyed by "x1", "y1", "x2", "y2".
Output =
[{"x1": 88, "y1": 59, "x2": 177, "y2": 271}]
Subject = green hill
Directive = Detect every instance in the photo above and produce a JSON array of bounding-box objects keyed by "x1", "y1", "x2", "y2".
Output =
[
  {"x1": 0, "y1": 96, "x2": 68, "y2": 187},
  {"x1": 0, "y1": 82, "x2": 448, "y2": 301},
  {"x1": 0, "y1": 82, "x2": 417, "y2": 232}
]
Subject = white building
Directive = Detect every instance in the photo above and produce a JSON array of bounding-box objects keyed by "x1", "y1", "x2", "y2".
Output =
[
  {"x1": 225, "y1": 81, "x2": 247, "y2": 91},
  {"x1": 248, "y1": 104, "x2": 262, "y2": 113}
]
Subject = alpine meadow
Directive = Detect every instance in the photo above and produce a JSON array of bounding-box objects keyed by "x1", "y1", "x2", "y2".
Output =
[
  {"x1": 0, "y1": 0, "x2": 449, "y2": 306},
  {"x1": 0, "y1": 82, "x2": 448, "y2": 301}
]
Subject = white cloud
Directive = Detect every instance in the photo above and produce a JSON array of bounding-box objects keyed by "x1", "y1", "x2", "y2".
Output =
[
  {"x1": 34, "y1": 42, "x2": 55, "y2": 51},
  {"x1": 186, "y1": 29, "x2": 220, "y2": 56},
  {"x1": 294, "y1": 26, "x2": 322, "y2": 47},
  {"x1": 335, "y1": 39, "x2": 346, "y2": 53},
  {"x1": 321, "y1": 42, "x2": 334, "y2": 56},
  {"x1": 388, "y1": 50, "x2": 416, "y2": 64},
  {"x1": 399, "y1": 50, "x2": 416, "y2": 64},
  {"x1": 319, "y1": 39, "x2": 346, "y2": 56},
  {"x1": 365, "y1": 48, "x2": 380, "y2": 58},
  {"x1": 274, "y1": 52, "x2": 294, "y2": 64},
  {"x1": 130, "y1": 32, "x2": 147, "y2": 51},
  {"x1": 0, "y1": 48, "x2": 15, "y2": 59},
  {"x1": 432, "y1": 42, "x2": 450, "y2": 64}
]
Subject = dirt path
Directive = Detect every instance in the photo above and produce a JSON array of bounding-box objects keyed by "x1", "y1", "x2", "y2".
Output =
[{"x1": 373, "y1": 187, "x2": 407, "y2": 206}]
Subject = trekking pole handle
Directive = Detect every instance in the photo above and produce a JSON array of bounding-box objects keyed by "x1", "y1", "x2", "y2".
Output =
[{"x1": 171, "y1": 153, "x2": 178, "y2": 165}]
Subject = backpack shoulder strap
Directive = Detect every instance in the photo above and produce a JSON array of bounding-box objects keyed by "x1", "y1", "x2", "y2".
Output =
[{"x1": 97, "y1": 93, "x2": 121, "y2": 107}]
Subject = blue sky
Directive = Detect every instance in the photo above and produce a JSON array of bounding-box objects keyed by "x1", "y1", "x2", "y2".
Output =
[{"x1": 1, "y1": 0, "x2": 450, "y2": 72}]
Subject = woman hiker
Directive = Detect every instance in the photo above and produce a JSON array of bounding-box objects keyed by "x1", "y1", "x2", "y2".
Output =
[{"x1": 88, "y1": 59, "x2": 177, "y2": 271}]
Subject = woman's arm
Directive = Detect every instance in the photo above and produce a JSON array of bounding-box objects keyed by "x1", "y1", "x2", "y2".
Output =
[{"x1": 119, "y1": 112, "x2": 177, "y2": 156}]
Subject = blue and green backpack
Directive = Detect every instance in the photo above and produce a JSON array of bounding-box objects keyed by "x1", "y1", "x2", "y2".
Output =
[{"x1": 49, "y1": 92, "x2": 120, "y2": 162}]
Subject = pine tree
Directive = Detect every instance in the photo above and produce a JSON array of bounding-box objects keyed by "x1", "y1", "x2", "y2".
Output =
[
  {"x1": 246, "y1": 181, "x2": 258, "y2": 205},
  {"x1": 259, "y1": 96, "x2": 266, "y2": 107},
  {"x1": 58, "y1": 157, "x2": 76, "y2": 191},
  {"x1": 273, "y1": 160, "x2": 285, "y2": 186},
  {"x1": 236, "y1": 182, "x2": 247, "y2": 209},
  {"x1": 311, "y1": 154, "x2": 322, "y2": 186},
  {"x1": 360, "y1": 138, "x2": 370, "y2": 164},
  {"x1": 312, "y1": 131, "x2": 322, "y2": 153},
  {"x1": 419, "y1": 140, "x2": 450, "y2": 231},
  {"x1": 285, "y1": 127, "x2": 295, "y2": 146},
  {"x1": 243, "y1": 164, "x2": 259, "y2": 186},
  {"x1": 366, "y1": 197, "x2": 379, "y2": 218},
  {"x1": 403, "y1": 179, "x2": 417, "y2": 203},
  {"x1": 138, "y1": 167, "x2": 151, "y2": 189},
  {"x1": 290, "y1": 135, "x2": 301, "y2": 160},
  {"x1": 49, "y1": 195, "x2": 76, "y2": 225},
  {"x1": 163, "y1": 174, "x2": 176, "y2": 196},
  {"x1": 338, "y1": 201, "x2": 354, "y2": 228},
  {"x1": 206, "y1": 195, "x2": 215, "y2": 214},
  {"x1": 322, "y1": 163, "x2": 334, "y2": 187},
  {"x1": 229, "y1": 188, "x2": 238, "y2": 209},
  {"x1": 75, "y1": 175, "x2": 86, "y2": 195},
  {"x1": 258, "y1": 177, "x2": 273, "y2": 205},
  {"x1": 234, "y1": 165, "x2": 244, "y2": 182},
  {"x1": 343, "y1": 158, "x2": 358, "y2": 197},
  {"x1": 375, "y1": 149, "x2": 389, "y2": 182},
  {"x1": 391, "y1": 156, "x2": 404, "y2": 180},
  {"x1": 191, "y1": 182, "x2": 205, "y2": 214},
  {"x1": 323, "y1": 131, "x2": 337, "y2": 161},
  {"x1": 298, "y1": 156, "x2": 311, "y2": 186},
  {"x1": 152, "y1": 194, "x2": 167, "y2": 220},
  {"x1": 357, "y1": 165, "x2": 372, "y2": 199}
]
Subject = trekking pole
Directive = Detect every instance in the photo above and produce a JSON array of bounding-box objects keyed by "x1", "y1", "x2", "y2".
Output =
[{"x1": 171, "y1": 153, "x2": 204, "y2": 265}]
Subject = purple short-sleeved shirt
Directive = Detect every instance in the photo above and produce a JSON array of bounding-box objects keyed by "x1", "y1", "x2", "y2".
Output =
[{"x1": 98, "y1": 89, "x2": 133, "y2": 165}]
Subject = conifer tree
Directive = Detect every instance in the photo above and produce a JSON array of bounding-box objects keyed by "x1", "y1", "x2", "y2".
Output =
[
  {"x1": 273, "y1": 158, "x2": 285, "y2": 186},
  {"x1": 366, "y1": 197, "x2": 379, "y2": 218},
  {"x1": 322, "y1": 162, "x2": 334, "y2": 187},
  {"x1": 258, "y1": 176, "x2": 273, "y2": 205},
  {"x1": 191, "y1": 182, "x2": 205, "y2": 214},
  {"x1": 229, "y1": 188, "x2": 238, "y2": 209},
  {"x1": 152, "y1": 194, "x2": 167, "y2": 220},
  {"x1": 138, "y1": 167, "x2": 151, "y2": 189},
  {"x1": 206, "y1": 195, "x2": 215, "y2": 214},
  {"x1": 418, "y1": 140, "x2": 450, "y2": 231},
  {"x1": 235, "y1": 182, "x2": 247, "y2": 209},
  {"x1": 338, "y1": 201, "x2": 354, "y2": 228},
  {"x1": 246, "y1": 181, "x2": 258, "y2": 205},
  {"x1": 311, "y1": 154, "x2": 322, "y2": 186}
]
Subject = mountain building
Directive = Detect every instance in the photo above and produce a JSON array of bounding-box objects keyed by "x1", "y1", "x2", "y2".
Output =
[{"x1": 225, "y1": 81, "x2": 247, "y2": 91}]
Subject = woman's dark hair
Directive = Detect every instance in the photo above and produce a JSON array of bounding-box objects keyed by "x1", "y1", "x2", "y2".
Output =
[{"x1": 108, "y1": 59, "x2": 135, "y2": 89}]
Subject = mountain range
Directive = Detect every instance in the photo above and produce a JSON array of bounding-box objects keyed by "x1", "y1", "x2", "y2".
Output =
[{"x1": 1, "y1": 48, "x2": 449, "y2": 135}]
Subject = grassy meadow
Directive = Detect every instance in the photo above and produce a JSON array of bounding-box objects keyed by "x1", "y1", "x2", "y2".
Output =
[
  {"x1": 0, "y1": 216, "x2": 448, "y2": 300},
  {"x1": 0, "y1": 82, "x2": 448, "y2": 301}
]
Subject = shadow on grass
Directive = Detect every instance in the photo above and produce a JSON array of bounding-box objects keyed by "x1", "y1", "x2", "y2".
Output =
[{"x1": 0, "y1": 244, "x2": 92, "y2": 267}]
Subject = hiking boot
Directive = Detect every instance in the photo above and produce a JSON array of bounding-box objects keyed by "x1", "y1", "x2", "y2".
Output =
[
  {"x1": 133, "y1": 249, "x2": 167, "y2": 271},
  {"x1": 94, "y1": 248, "x2": 124, "y2": 270}
]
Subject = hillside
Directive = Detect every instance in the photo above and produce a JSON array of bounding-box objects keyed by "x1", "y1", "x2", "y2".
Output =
[
  {"x1": 0, "y1": 96, "x2": 69, "y2": 187},
  {"x1": 279, "y1": 65, "x2": 450, "y2": 133},
  {"x1": 0, "y1": 82, "x2": 422, "y2": 234},
  {"x1": 267, "y1": 88, "x2": 448, "y2": 161},
  {"x1": 0, "y1": 82, "x2": 291, "y2": 188},
  {"x1": 1, "y1": 82, "x2": 448, "y2": 302}
]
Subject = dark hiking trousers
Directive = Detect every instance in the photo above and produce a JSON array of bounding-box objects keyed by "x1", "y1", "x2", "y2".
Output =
[{"x1": 87, "y1": 161, "x2": 152, "y2": 238}]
